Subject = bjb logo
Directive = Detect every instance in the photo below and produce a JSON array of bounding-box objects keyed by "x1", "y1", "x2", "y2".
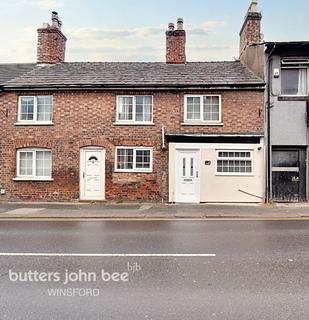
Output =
[{"x1": 127, "y1": 262, "x2": 141, "y2": 273}]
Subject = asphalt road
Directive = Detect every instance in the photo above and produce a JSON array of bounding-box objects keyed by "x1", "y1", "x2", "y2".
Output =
[{"x1": 0, "y1": 219, "x2": 308, "y2": 319}]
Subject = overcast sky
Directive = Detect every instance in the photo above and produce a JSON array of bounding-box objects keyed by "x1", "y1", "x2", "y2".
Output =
[{"x1": 0, "y1": 0, "x2": 308, "y2": 63}]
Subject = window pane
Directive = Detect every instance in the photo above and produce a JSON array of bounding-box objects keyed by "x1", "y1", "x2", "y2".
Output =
[
  {"x1": 36, "y1": 151, "x2": 52, "y2": 177},
  {"x1": 20, "y1": 97, "x2": 34, "y2": 121},
  {"x1": 37, "y1": 96, "x2": 53, "y2": 121},
  {"x1": 186, "y1": 97, "x2": 200, "y2": 120},
  {"x1": 135, "y1": 150, "x2": 151, "y2": 169},
  {"x1": 118, "y1": 97, "x2": 133, "y2": 121},
  {"x1": 217, "y1": 151, "x2": 252, "y2": 174},
  {"x1": 135, "y1": 96, "x2": 152, "y2": 122},
  {"x1": 117, "y1": 149, "x2": 133, "y2": 170},
  {"x1": 281, "y1": 68, "x2": 307, "y2": 95},
  {"x1": 203, "y1": 96, "x2": 220, "y2": 121},
  {"x1": 19, "y1": 151, "x2": 33, "y2": 176}
]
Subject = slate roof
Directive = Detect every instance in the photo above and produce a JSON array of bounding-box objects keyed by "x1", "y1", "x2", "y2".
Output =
[
  {"x1": 2, "y1": 61, "x2": 264, "y2": 90},
  {"x1": 0, "y1": 63, "x2": 36, "y2": 85}
]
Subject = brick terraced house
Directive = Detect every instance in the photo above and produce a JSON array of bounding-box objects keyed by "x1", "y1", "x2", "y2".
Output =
[{"x1": 0, "y1": 4, "x2": 265, "y2": 203}]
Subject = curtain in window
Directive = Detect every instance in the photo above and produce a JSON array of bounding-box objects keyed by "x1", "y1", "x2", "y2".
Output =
[{"x1": 298, "y1": 68, "x2": 307, "y2": 95}]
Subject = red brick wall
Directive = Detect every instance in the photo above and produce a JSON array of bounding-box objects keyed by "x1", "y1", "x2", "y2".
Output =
[
  {"x1": 0, "y1": 89, "x2": 263, "y2": 202},
  {"x1": 37, "y1": 28, "x2": 66, "y2": 64},
  {"x1": 166, "y1": 30, "x2": 186, "y2": 64},
  {"x1": 239, "y1": 12, "x2": 262, "y2": 57}
]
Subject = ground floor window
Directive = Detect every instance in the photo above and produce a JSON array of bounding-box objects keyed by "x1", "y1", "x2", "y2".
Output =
[
  {"x1": 216, "y1": 150, "x2": 252, "y2": 175},
  {"x1": 115, "y1": 147, "x2": 152, "y2": 172},
  {"x1": 16, "y1": 148, "x2": 52, "y2": 180}
]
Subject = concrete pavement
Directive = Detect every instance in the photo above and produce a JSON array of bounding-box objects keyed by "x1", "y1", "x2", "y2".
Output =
[{"x1": 0, "y1": 202, "x2": 309, "y2": 219}]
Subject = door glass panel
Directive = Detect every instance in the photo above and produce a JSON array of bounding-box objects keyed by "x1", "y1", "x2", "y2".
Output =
[
  {"x1": 182, "y1": 158, "x2": 186, "y2": 177},
  {"x1": 190, "y1": 158, "x2": 194, "y2": 177},
  {"x1": 272, "y1": 151, "x2": 299, "y2": 167}
]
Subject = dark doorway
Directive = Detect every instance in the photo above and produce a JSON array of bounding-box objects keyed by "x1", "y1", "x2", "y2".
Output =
[{"x1": 272, "y1": 148, "x2": 306, "y2": 202}]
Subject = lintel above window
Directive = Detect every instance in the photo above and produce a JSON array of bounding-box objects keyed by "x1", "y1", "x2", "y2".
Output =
[
  {"x1": 116, "y1": 95, "x2": 153, "y2": 124},
  {"x1": 17, "y1": 96, "x2": 53, "y2": 125},
  {"x1": 184, "y1": 95, "x2": 222, "y2": 124}
]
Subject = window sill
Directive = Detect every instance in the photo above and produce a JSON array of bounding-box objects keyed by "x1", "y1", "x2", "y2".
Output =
[
  {"x1": 278, "y1": 96, "x2": 309, "y2": 101},
  {"x1": 13, "y1": 177, "x2": 54, "y2": 181},
  {"x1": 215, "y1": 174, "x2": 254, "y2": 177},
  {"x1": 113, "y1": 122, "x2": 155, "y2": 126},
  {"x1": 14, "y1": 122, "x2": 54, "y2": 126},
  {"x1": 114, "y1": 170, "x2": 152, "y2": 173},
  {"x1": 181, "y1": 122, "x2": 224, "y2": 126}
]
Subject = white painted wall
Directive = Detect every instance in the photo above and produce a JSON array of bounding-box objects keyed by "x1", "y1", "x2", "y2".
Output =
[{"x1": 169, "y1": 140, "x2": 265, "y2": 203}]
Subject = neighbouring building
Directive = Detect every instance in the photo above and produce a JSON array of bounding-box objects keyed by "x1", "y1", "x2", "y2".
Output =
[
  {"x1": 0, "y1": 6, "x2": 265, "y2": 203},
  {"x1": 265, "y1": 42, "x2": 309, "y2": 202}
]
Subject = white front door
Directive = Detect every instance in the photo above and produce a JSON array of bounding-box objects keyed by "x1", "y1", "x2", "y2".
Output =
[
  {"x1": 175, "y1": 150, "x2": 200, "y2": 203},
  {"x1": 80, "y1": 147, "x2": 105, "y2": 200}
]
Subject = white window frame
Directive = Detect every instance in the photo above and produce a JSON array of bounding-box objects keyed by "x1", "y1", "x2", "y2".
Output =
[
  {"x1": 280, "y1": 58, "x2": 309, "y2": 97},
  {"x1": 115, "y1": 147, "x2": 153, "y2": 173},
  {"x1": 17, "y1": 96, "x2": 53, "y2": 125},
  {"x1": 184, "y1": 94, "x2": 222, "y2": 124},
  {"x1": 115, "y1": 95, "x2": 153, "y2": 125},
  {"x1": 216, "y1": 149, "x2": 253, "y2": 176},
  {"x1": 14, "y1": 148, "x2": 53, "y2": 181}
]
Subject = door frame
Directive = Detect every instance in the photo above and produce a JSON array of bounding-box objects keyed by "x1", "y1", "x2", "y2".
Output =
[
  {"x1": 80, "y1": 146, "x2": 105, "y2": 201},
  {"x1": 175, "y1": 148, "x2": 201, "y2": 203}
]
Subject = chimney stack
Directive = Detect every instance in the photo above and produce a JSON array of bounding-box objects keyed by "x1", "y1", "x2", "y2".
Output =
[
  {"x1": 166, "y1": 18, "x2": 186, "y2": 64},
  {"x1": 37, "y1": 12, "x2": 67, "y2": 64},
  {"x1": 239, "y1": 1, "x2": 262, "y2": 58}
]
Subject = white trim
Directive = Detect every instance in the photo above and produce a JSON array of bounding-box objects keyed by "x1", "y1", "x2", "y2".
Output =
[
  {"x1": 181, "y1": 122, "x2": 224, "y2": 126},
  {"x1": 115, "y1": 95, "x2": 153, "y2": 124},
  {"x1": 215, "y1": 149, "x2": 254, "y2": 176},
  {"x1": 15, "y1": 148, "x2": 52, "y2": 180},
  {"x1": 17, "y1": 95, "x2": 53, "y2": 124},
  {"x1": 13, "y1": 177, "x2": 54, "y2": 181},
  {"x1": 80, "y1": 147, "x2": 105, "y2": 201},
  {"x1": 14, "y1": 121, "x2": 54, "y2": 126},
  {"x1": 113, "y1": 122, "x2": 154, "y2": 126},
  {"x1": 184, "y1": 94, "x2": 222, "y2": 124},
  {"x1": 115, "y1": 146, "x2": 153, "y2": 173},
  {"x1": 272, "y1": 167, "x2": 299, "y2": 172}
]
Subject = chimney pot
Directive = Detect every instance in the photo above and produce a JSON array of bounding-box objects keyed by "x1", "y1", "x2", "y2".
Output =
[
  {"x1": 177, "y1": 18, "x2": 184, "y2": 30},
  {"x1": 249, "y1": 1, "x2": 258, "y2": 12},
  {"x1": 168, "y1": 23, "x2": 175, "y2": 31}
]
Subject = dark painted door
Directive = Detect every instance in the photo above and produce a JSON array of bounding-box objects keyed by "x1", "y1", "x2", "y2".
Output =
[{"x1": 272, "y1": 149, "x2": 306, "y2": 202}]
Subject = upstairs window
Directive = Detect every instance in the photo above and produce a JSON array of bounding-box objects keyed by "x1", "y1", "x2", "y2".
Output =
[
  {"x1": 185, "y1": 95, "x2": 221, "y2": 123},
  {"x1": 281, "y1": 58, "x2": 309, "y2": 96},
  {"x1": 18, "y1": 96, "x2": 53, "y2": 123},
  {"x1": 116, "y1": 96, "x2": 153, "y2": 124},
  {"x1": 16, "y1": 149, "x2": 52, "y2": 180}
]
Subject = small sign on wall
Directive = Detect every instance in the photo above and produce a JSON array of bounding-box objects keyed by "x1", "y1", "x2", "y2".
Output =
[{"x1": 205, "y1": 160, "x2": 211, "y2": 166}]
